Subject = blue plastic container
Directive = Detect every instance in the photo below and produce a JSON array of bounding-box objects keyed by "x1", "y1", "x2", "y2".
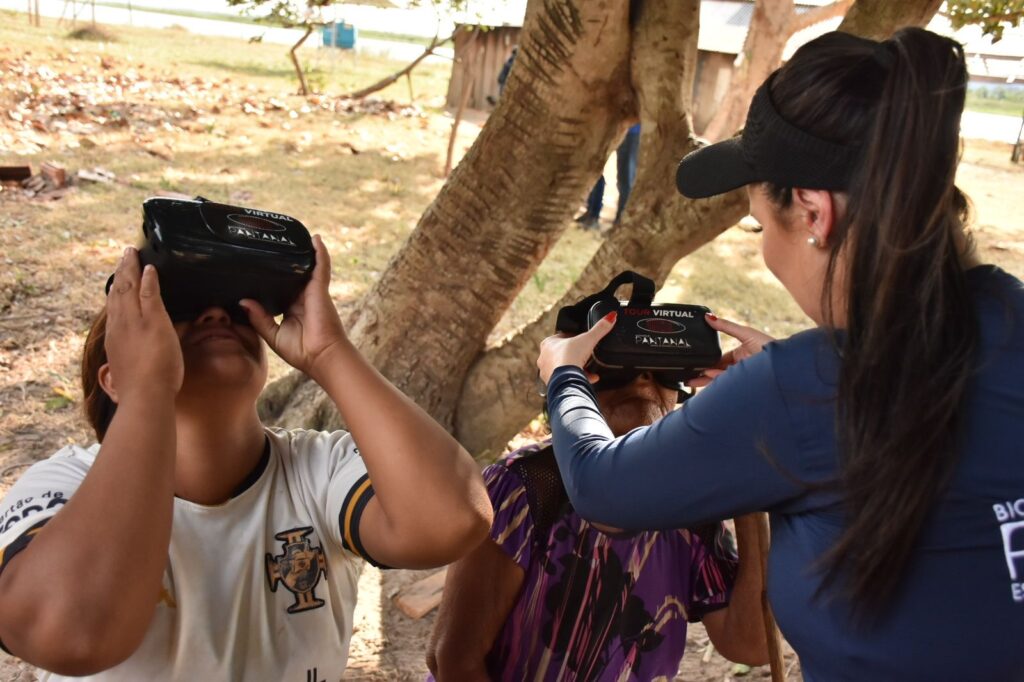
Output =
[{"x1": 321, "y1": 22, "x2": 357, "y2": 49}]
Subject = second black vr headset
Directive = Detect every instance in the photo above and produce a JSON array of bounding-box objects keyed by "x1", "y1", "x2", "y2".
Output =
[
  {"x1": 556, "y1": 271, "x2": 722, "y2": 396},
  {"x1": 105, "y1": 197, "x2": 315, "y2": 323}
]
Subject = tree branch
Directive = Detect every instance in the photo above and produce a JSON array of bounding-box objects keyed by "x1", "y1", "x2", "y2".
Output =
[
  {"x1": 289, "y1": 24, "x2": 314, "y2": 96},
  {"x1": 453, "y1": 0, "x2": 750, "y2": 457},
  {"x1": 445, "y1": 28, "x2": 481, "y2": 176},
  {"x1": 260, "y1": 0, "x2": 636, "y2": 430},
  {"x1": 790, "y1": 0, "x2": 855, "y2": 33},
  {"x1": 838, "y1": 0, "x2": 942, "y2": 40},
  {"x1": 342, "y1": 32, "x2": 456, "y2": 100}
]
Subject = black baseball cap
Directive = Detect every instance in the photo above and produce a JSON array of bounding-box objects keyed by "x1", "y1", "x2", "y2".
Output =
[{"x1": 676, "y1": 72, "x2": 863, "y2": 199}]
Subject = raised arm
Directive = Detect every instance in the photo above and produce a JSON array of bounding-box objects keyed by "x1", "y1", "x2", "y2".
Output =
[
  {"x1": 536, "y1": 315, "x2": 805, "y2": 530},
  {"x1": 0, "y1": 250, "x2": 182, "y2": 674},
  {"x1": 241, "y1": 236, "x2": 491, "y2": 569}
]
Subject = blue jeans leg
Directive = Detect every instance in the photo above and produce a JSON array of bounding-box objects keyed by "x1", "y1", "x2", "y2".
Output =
[
  {"x1": 615, "y1": 127, "x2": 640, "y2": 223},
  {"x1": 585, "y1": 176, "x2": 605, "y2": 218}
]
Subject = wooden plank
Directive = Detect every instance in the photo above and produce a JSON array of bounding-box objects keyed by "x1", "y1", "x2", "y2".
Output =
[
  {"x1": 77, "y1": 167, "x2": 117, "y2": 184},
  {"x1": 392, "y1": 568, "x2": 448, "y2": 620},
  {"x1": 41, "y1": 161, "x2": 67, "y2": 189},
  {"x1": 0, "y1": 166, "x2": 31, "y2": 182}
]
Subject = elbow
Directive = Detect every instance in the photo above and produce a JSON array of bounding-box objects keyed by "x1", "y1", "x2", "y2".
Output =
[
  {"x1": 430, "y1": 637, "x2": 488, "y2": 682},
  {"x1": 389, "y1": 496, "x2": 492, "y2": 569},
  {"x1": 718, "y1": 640, "x2": 771, "y2": 668},
  {"x1": 38, "y1": 632, "x2": 138, "y2": 677},
  {"x1": 710, "y1": 620, "x2": 771, "y2": 668},
  {"x1": 434, "y1": 498, "x2": 492, "y2": 566},
  {"x1": 565, "y1": 480, "x2": 619, "y2": 530}
]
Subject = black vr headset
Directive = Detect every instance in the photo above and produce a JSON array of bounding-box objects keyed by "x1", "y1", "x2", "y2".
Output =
[
  {"x1": 555, "y1": 271, "x2": 722, "y2": 398},
  {"x1": 105, "y1": 197, "x2": 315, "y2": 323}
]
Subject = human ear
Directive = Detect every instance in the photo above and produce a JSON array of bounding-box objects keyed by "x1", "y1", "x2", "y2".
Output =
[
  {"x1": 98, "y1": 363, "x2": 120, "y2": 404},
  {"x1": 792, "y1": 188, "x2": 835, "y2": 247}
]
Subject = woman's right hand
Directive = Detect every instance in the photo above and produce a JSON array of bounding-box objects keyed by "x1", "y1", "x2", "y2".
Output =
[
  {"x1": 104, "y1": 247, "x2": 184, "y2": 402},
  {"x1": 687, "y1": 314, "x2": 775, "y2": 389}
]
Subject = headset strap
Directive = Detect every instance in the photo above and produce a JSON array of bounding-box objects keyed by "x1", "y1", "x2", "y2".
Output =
[{"x1": 555, "y1": 271, "x2": 656, "y2": 333}]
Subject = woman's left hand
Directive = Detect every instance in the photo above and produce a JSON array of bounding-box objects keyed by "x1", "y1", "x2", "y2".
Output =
[
  {"x1": 537, "y1": 311, "x2": 617, "y2": 385},
  {"x1": 240, "y1": 234, "x2": 349, "y2": 378}
]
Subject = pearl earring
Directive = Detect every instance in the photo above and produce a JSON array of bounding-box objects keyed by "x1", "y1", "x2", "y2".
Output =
[{"x1": 807, "y1": 236, "x2": 821, "y2": 248}]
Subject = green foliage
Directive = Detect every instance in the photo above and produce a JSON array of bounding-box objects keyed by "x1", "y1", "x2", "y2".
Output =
[
  {"x1": 223, "y1": 0, "x2": 336, "y2": 29},
  {"x1": 970, "y1": 85, "x2": 1024, "y2": 101},
  {"x1": 946, "y1": 0, "x2": 1024, "y2": 42},
  {"x1": 222, "y1": 0, "x2": 469, "y2": 30},
  {"x1": 66, "y1": 25, "x2": 119, "y2": 41},
  {"x1": 966, "y1": 85, "x2": 1024, "y2": 115}
]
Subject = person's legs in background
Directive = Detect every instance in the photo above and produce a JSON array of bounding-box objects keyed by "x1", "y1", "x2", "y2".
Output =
[
  {"x1": 614, "y1": 124, "x2": 641, "y2": 225},
  {"x1": 575, "y1": 176, "x2": 605, "y2": 230}
]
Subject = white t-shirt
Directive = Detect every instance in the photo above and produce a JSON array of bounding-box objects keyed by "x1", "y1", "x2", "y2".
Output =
[{"x1": 0, "y1": 428, "x2": 378, "y2": 681}]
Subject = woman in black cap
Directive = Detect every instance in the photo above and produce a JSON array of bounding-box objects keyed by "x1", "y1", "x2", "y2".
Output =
[{"x1": 537, "y1": 27, "x2": 1024, "y2": 680}]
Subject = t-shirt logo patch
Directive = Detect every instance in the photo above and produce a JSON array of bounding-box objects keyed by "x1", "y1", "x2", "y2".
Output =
[
  {"x1": 265, "y1": 527, "x2": 328, "y2": 613},
  {"x1": 994, "y1": 499, "x2": 1024, "y2": 603}
]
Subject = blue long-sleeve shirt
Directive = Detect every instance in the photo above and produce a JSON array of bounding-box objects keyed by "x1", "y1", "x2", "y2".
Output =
[{"x1": 547, "y1": 265, "x2": 1024, "y2": 681}]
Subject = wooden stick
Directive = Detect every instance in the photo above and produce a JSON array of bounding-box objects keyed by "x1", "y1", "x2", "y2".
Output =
[
  {"x1": 341, "y1": 32, "x2": 454, "y2": 101},
  {"x1": 289, "y1": 25, "x2": 314, "y2": 96},
  {"x1": 445, "y1": 28, "x2": 480, "y2": 177},
  {"x1": 755, "y1": 512, "x2": 786, "y2": 682}
]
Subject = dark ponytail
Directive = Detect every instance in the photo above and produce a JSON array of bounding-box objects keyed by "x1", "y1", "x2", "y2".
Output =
[{"x1": 770, "y1": 28, "x2": 976, "y2": 621}]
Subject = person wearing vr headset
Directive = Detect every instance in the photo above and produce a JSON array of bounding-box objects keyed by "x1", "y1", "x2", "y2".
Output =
[
  {"x1": 539, "y1": 28, "x2": 1024, "y2": 681},
  {"x1": 426, "y1": 293, "x2": 769, "y2": 681},
  {"x1": 0, "y1": 236, "x2": 491, "y2": 680}
]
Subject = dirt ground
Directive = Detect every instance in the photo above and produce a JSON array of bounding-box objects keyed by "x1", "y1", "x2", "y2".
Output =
[{"x1": 1, "y1": 15, "x2": 1023, "y2": 682}]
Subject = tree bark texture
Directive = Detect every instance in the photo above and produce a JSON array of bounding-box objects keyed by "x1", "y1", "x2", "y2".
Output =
[
  {"x1": 263, "y1": 0, "x2": 637, "y2": 431},
  {"x1": 838, "y1": 0, "x2": 944, "y2": 40},
  {"x1": 260, "y1": 0, "x2": 946, "y2": 459},
  {"x1": 455, "y1": 0, "x2": 753, "y2": 457}
]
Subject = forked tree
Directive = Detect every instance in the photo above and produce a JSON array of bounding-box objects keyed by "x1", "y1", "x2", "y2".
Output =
[{"x1": 260, "y1": 0, "x2": 947, "y2": 459}]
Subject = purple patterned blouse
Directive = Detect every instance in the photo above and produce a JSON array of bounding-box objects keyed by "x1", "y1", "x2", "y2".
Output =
[{"x1": 479, "y1": 442, "x2": 738, "y2": 682}]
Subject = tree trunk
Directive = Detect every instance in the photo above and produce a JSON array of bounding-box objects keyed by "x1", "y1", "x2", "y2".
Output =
[
  {"x1": 261, "y1": 0, "x2": 946, "y2": 459},
  {"x1": 454, "y1": 0, "x2": 753, "y2": 457},
  {"x1": 263, "y1": 0, "x2": 636, "y2": 431},
  {"x1": 838, "y1": 0, "x2": 944, "y2": 40},
  {"x1": 703, "y1": 0, "x2": 796, "y2": 142},
  {"x1": 702, "y1": 0, "x2": 854, "y2": 142}
]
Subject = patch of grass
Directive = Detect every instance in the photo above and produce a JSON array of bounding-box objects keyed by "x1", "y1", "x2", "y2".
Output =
[
  {"x1": 1, "y1": 14, "x2": 451, "y2": 101},
  {"x1": 966, "y1": 97, "x2": 1024, "y2": 118},
  {"x1": 67, "y1": 25, "x2": 119, "y2": 42},
  {"x1": 88, "y1": 0, "x2": 446, "y2": 46},
  {"x1": 966, "y1": 89, "x2": 1024, "y2": 118},
  {"x1": 89, "y1": 0, "x2": 282, "y2": 28},
  {"x1": 190, "y1": 59, "x2": 301, "y2": 79}
]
